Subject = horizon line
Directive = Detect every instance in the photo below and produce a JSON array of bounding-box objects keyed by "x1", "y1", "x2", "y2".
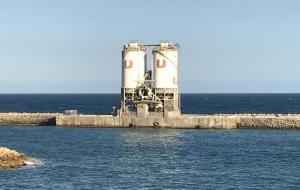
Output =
[{"x1": 1, "y1": 92, "x2": 300, "y2": 95}]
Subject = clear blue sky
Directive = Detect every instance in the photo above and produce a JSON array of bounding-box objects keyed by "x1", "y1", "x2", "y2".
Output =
[{"x1": 1, "y1": 0, "x2": 300, "y2": 93}]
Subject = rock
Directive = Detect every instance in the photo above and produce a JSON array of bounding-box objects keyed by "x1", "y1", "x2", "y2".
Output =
[{"x1": 0, "y1": 147, "x2": 33, "y2": 170}]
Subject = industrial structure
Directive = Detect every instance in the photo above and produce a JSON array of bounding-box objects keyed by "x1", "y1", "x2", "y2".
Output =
[
  {"x1": 1, "y1": 41, "x2": 300, "y2": 129},
  {"x1": 54, "y1": 41, "x2": 239, "y2": 129},
  {"x1": 120, "y1": 41, "x2": 181, "y2": 119}
]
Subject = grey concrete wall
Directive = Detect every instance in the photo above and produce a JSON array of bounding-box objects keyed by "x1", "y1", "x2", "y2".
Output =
[
  {"x1": 56, "y1": 114, "x2": 124, "y2": 128},
  {"x1": 56, "y1": 114, "x2": 238, "y2": 129},
  {"x1": 2, "y1": 112, "x2": 300, "y2": 129},
  {"x1": 56, "y1": 113, "x2": 300, "y2": 129}
]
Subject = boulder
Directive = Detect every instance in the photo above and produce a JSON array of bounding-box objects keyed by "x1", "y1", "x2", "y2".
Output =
[{"x1": 0, "y1": 147, "x2": 33, "y2": 170}]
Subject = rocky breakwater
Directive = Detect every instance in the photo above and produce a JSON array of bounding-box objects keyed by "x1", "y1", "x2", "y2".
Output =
[
  {"x1": 237, "y1": 114, "x2": 300, "y2": 129},
  {"x1": 0, "y1": 113, "x2": 61, "y2": 126},
  {"x1": 0, "y1": 147, "x2": 34, "y2": 170}
]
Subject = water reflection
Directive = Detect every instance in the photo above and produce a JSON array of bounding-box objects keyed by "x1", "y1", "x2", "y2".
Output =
[{"x1": 119, "y1": 128, "x2": 184, "y2": 145}]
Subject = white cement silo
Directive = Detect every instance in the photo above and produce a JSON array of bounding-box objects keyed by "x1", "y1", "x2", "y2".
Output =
[
  {"x1": 122, "y1": 42, "x2": 146, "y2": 89},
  {"x1": 153, "y1": 42, "x2": 179, "y2": 89}
]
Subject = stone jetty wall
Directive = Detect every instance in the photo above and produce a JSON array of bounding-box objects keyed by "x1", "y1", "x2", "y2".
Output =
[
  {"x1": 2, "y1": 112, "x2": 300, "y2": 129},
  {"x1": 0, "y1": 113, "x2": 61, "y2": 126},
  {"x1": 236, "y1": 114, "x2": 300, "y2": 129},
  {"x1": 56, "y1": 113, "x2": 300, "y2": 129}
]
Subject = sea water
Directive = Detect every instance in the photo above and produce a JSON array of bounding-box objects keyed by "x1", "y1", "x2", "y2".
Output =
[{"x1": 0, "y1": 94, "x2": 300, "y2": 189}]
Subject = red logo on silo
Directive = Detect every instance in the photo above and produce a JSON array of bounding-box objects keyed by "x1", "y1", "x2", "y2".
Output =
[
  {"x1": 173, "y1": 76, "x2": 177, "y2": 85},
  {"x1": 156, "y1": 59, "x2": 166, "y2": 68},
  {"x1": 124, "y1": 60, "x2": 133, "y2": 68}
]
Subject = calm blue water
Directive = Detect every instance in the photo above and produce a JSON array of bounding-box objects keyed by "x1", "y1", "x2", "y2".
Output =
[
  {"x1": 0, "y1": 93, "x2": 300, "y2": 114},
  {"x1": 1, "y1": 128, "x2": 300, "y2": 189},
  {"x1": 1, "y1": 94, "x2": 300, "y2": 189}
]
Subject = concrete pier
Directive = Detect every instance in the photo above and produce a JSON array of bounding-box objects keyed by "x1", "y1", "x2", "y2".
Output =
[
  {"x1": 2, "y1": 112, "x2": 300, "y2": 129},
  {"x1": 56, "y1": 113, "x2": 300, "y2": 129}
]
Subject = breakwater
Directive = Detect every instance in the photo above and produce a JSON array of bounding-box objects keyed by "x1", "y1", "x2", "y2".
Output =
[
  {"x1": 0, "y1": 113, "x2": 59, "y2": 126},
  {"x1": 1, "y1": 112, "x2": 300, "y2": 129},
  {"x1": 237, "y1": 114, "x2": 300, "y2": 129},
  {"x1": 56, "y1": 113, "x2": 300, "y2": 129}
]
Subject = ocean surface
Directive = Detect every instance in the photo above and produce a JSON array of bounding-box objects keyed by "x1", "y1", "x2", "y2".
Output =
[
  {"x1": 0, "y1": 93, "x2": 300, "y2": 114},
  {"x1": 1, "y1": 94, "x2": 300, "y2": 189}
]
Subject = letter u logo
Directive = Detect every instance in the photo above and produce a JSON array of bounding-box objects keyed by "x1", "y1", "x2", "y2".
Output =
[
  {"x1": 156, "y1": 59, "x2": 166, "y2": 68},
  {"x1": 124, "y1": 60, "x2": 133, "y2": 68},
  {"x1": 173, "y1": 76, "x2": 177, "y2": 85}
]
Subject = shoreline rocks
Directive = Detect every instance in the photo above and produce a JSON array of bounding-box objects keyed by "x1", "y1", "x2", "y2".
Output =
[{"x1": 0, "y1": 147, "x2": 33, "y2": 170}]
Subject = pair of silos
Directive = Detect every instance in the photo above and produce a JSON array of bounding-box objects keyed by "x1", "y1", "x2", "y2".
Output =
[{"x1": 122, "y1": 42, "x2": 179, "y2": 90}]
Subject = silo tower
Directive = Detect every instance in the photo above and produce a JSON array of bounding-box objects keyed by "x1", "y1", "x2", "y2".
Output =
[
  {"x1": 153, "y1": 42, "x2": 180, "y2": 115},
  {"x1": 121, "y1": 42, "x2": 146, "y2": 112},
  {"x1": 120, "y1": 41, "x2": 180, "y2": 117}
]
